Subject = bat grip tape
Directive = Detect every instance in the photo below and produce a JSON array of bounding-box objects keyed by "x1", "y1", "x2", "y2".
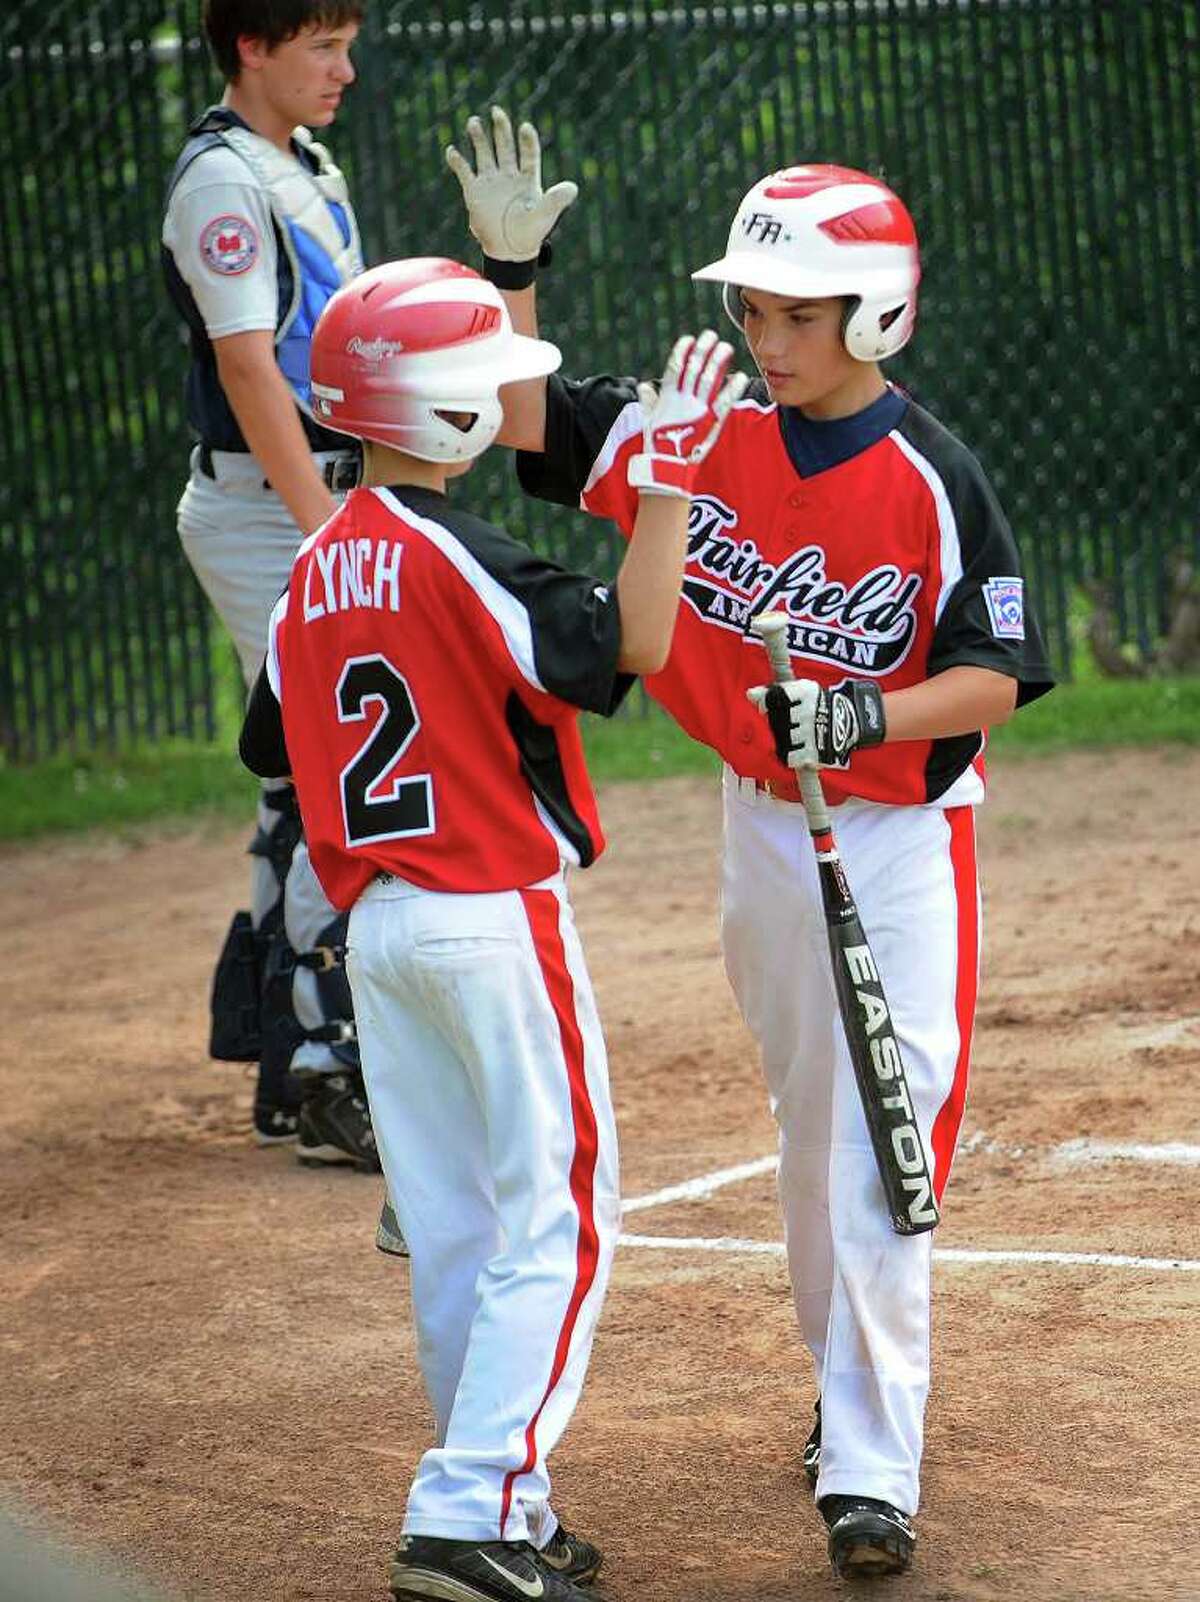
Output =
[{"x1": 753, "y1": 612, "x2": 831, "y2": 832}]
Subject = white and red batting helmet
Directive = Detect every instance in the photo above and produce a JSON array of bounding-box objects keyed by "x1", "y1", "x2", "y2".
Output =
[
  {"x1": 310, "y1": 257, "x2": 561, "y2": 462},
  {"x1": 692, "y1": 165, "x2": 921, "y2": 361}
]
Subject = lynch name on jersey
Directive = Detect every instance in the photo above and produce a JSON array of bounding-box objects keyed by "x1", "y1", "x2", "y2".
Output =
[
  {"x1": 686, "y1": 495, "x2": 921, "y2": 675},
  {"x1": 301, "y1": 535, "x2": 403, "y2": 622}
]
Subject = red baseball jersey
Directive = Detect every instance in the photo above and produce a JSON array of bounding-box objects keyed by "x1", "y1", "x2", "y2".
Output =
[
  {"x1": 248, "y1": 484, "x2": 632, "y2": 909},
  {"x1": 519, "y1": 376, "x2": 1052, "y2": 808}
]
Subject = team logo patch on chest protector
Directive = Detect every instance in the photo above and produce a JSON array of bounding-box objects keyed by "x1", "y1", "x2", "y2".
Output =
[
  {"x1": 684, "y1": 494, "x2": 922, "y2": 675},
  {"x1": 216, "y1": 125, "x2": 364, "y2": 414}
]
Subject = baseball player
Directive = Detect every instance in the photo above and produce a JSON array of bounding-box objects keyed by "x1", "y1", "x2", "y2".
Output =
[
  {"x1": 446, "y1": 111, "x2": 1054, "y2": 1579},
  {"x1": 238, "y1": 255, "x2": 744, "y2": 1601},
  {"x1": 161, "y1": 0, "x2": 379, "y2": 1168}
]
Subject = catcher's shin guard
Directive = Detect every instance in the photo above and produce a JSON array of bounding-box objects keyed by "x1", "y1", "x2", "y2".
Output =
[
  {"x1": 209, "y1": 910, "x2": 266, "y2": 1061},
  {"x1": 210, "y1": 785, "x2": 303, "y2": 1063},
  {"x1": 259, "y1": 913, "x2": 359, "y2": 1075},
  {"x1": 249, "y1": 783, "x2": 304, "y2": 892}
]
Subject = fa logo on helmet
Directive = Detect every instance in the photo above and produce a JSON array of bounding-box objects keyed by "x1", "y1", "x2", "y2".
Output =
[{"x1": 743, "y1": 211, "x2": 783, "y2": 245}]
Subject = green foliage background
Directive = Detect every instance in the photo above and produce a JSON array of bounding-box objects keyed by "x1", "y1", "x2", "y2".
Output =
[
  {"x1": 2, "y1": 675, "x2": 1196, "y2": 844},
  {"x1": 1, "y1": 0, "x2": 1196, "y2": 765}
]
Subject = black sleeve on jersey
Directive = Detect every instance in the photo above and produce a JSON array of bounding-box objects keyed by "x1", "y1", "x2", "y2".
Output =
[
  {"x1": 901, "y1": 407, "x2": 1055, "y2": 703},
  {"x1": 515, "y1": 371, "x2": 641, "y2": 507},
  {"x1": 239, "y1": 660, "x2": 291, "y2": 778},
  {"x1": 505, "y1": 694, "x2": 596, "y2": 866},
  {"x1": 896, "y1": 407, "x2": 1055, "y2": 802},
  {"x1": 406, "y1": 487, "x2": 635, "y2": 716}
]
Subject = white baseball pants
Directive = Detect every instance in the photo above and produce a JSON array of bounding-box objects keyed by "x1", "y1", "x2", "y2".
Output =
[
  {"x1": 177, "y1": 447, "x2": 354, "y2": 1069},
  {"x1": 346, "y1": 871, "x2": 620, "y2": 1545},
  {"x1": 720, "y1": 770, "x2": 979, "y2": 1515}
]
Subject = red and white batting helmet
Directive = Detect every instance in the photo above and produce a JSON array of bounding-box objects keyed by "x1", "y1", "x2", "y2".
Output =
[
  {"x1": 310, "y1": 257, "x2": 561, "y2": 461},
  {"x1": 692, "y1": 165, "x2": 920, "y2": 361}
]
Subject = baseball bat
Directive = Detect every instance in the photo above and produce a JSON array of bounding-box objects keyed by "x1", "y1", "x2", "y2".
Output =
[{"x1": 750, "y1": 611, "x2": 940, "y2": 1236}]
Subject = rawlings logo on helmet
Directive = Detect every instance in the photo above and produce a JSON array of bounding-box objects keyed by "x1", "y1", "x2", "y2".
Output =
[
  {"x1": 310, "y1": 257, "x2": 561, "y2": 462},
  {"x1": 347, "y1": 335, "x2": 405, "y2": 361}
]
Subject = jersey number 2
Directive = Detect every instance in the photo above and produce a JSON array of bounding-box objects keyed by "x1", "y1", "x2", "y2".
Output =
[{"x1": 336, "y1": 655, "x2": 434, "y2": 846}]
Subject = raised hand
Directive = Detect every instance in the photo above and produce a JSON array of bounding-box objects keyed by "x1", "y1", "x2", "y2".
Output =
[
  {"x1": 445, "y1": 105, "x2": 578, "y2": 263},
  {"x1": 627, "y1": 331, "x2": 748, "y2": 499}
]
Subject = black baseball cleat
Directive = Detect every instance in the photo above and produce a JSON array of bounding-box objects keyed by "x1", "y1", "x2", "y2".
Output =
[
  {"x1": 802, "y1": 1396, "x2": 821, "y2": 1487},
  {"x1": 538, "y1": 1522, "x2": 603, "y2": 1585},
  {"x1": 389, "y1": 1534, "x2": 600, "y2": 1600},
  {"x1": 295, "y1": 1068, "x2": 381, "y2": 1172},
  {"x1": 820, "y1": 1495, "x2": 915, "y2": 1579}
]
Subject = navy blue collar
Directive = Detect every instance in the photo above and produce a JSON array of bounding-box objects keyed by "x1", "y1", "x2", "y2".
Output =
[
  {"x1": 189, "y1": 105, "x2": 252, "y2": 138},
  {"x1": 189, "y1": 104, "x2": 315, "y2": 171},
  {"x1": 779, "y1": 385, "x2": 908, "y2": 478}
]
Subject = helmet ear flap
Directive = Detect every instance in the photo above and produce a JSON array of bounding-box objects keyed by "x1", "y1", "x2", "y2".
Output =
[
  {"x1": 839, "y1": 295, "x2": 859, "y2": 351},
  {"x1": 721, "y1": 281, "x2": 745, "y2": 332},
  {"x1": 843, "y1": 294, "x2": 916, "y2": 361}
]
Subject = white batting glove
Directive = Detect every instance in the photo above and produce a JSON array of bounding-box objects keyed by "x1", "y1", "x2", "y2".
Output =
[
  {"x1": 628, "y1": 331, "x2": 748, "y2": 499},
  {"x1": 445, "y1": 105, "x2": 578, "y2": 263},
  {"x1": 746, "y1": 677, "x2": 887, "y2": 769}
]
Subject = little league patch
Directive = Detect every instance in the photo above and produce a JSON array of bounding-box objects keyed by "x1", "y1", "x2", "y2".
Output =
[{"x1": 984, "y1": 576, "x2": 1025, "y2": 639}]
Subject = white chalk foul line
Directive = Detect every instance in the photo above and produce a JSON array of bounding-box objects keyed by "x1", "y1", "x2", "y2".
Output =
[
  {"x1": 620, "y1": 1232, "x2": 784, "y2": 1256},
  {"x1": 621, "y1": 1154, "x2": 778, "y2": 1214},
  {"x1": 619, "y1": 1146, "x2": 1200, "y2": 1274},
  {"x1": 1052, "y1": 1139, "x2": 1200, "y2": 1167},
  {"x1": 620, "y1": 1138, "x2": 1200, "y2": 1225},
  {"x1": 935, "y1": 1247, "x2": 1200, "y2": 1272},
  {"x1": 618, "y1": 1234, "x2": 1200, "y2": 1273}
]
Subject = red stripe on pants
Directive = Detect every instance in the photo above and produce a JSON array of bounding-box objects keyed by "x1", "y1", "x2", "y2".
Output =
[
  {"x1": 930, "y1": 806, "x2": 979, "y2": 1202},
  {"x1": 498, "y1": 888, "x2": 601, "y2": 1538}
]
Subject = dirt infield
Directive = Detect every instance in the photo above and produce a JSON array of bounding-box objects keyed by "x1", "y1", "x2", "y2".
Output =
[{"x1": 3, "y1": 748, "x2": 1199, "y2": 1602}]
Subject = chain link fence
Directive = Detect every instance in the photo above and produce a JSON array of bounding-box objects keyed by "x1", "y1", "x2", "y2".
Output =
[{"x1": 2, "y1": 0, "x2": 1196, "y2": 760}]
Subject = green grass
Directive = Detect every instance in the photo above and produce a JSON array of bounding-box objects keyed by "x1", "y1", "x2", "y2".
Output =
[
  {"x1": 581, "y1": 710, "x2": 721, "y2": 782},
  {"x1": 987, "y1": 675, "x2": 1200, "y2": 754},
  {"x1": 2, "y1": 677, "x2": 1196, "y2": 845},
  {"x1": 0, "y1": 743, "x2": 259, "y2": 843}
]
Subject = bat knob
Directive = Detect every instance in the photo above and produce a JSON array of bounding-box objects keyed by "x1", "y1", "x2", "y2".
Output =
[{"x1": 750, "y1": 611, "x2": 793, "y2": 682}]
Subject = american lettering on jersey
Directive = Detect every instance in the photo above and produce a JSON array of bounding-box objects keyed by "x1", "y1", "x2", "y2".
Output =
[
  {"x1": 684, "y1": 495, "x2": 921, "y2": 674},
  {"x1": 520, "y1": 372, "x2": 1052, "y2": 810},
  {"x1": 584, "y1": 409, "x2": 948, "y2": 806}
]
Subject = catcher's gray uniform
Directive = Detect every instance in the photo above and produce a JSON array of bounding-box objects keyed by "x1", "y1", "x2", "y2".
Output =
[{"x1": 162, "y1": 105, "x2": 372, "y2": 1160}]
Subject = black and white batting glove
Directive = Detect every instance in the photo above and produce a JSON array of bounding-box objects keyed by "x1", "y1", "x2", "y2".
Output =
[
  {"x1": 445, "y1": 105, "x2": 577, "y2": 287},
  {"x1": 746, "y1": 677, "x2": 887, "y2": 769},
  {"x1": 628, "y1": 331, "x2": 748, "y2": 499}
]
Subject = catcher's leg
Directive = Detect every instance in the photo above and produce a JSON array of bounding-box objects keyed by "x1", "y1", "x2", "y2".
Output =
[{"x1": 179, "y1": 467, "x2": 313, "y2": 1142}]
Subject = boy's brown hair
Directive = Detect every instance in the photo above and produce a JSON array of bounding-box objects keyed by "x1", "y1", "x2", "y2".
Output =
[{"x1": 204, "y1": 0, "x2": 366, "y2": 81}]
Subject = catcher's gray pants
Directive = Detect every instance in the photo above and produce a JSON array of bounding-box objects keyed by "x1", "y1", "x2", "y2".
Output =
[{"x1": 177, "y1": 446, "x2": 355, "y2": 1070}]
